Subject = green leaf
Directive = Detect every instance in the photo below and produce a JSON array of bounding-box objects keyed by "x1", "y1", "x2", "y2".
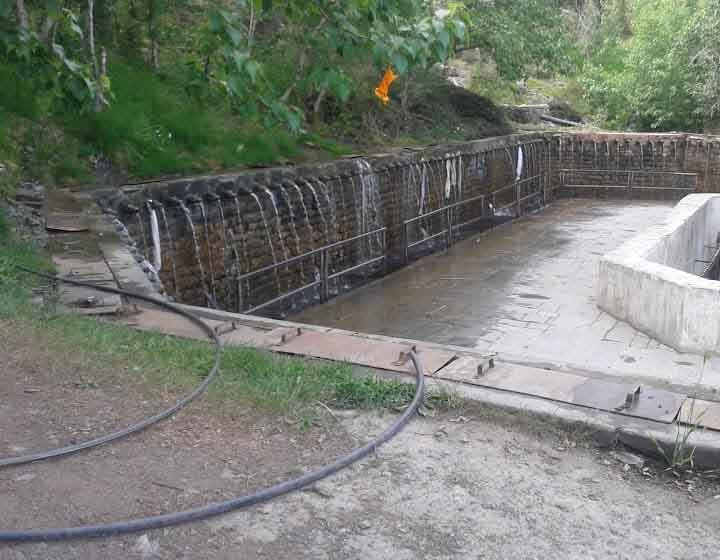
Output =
[
  {"x1": 245, "y1": 60, "x2": 261, "y2": 83},
  {"x1": 209, "y1": 11, "x2": 222, "y2": 33},
  {"x1": 231, "y1": 51, "x2": 249, "y2": 72},
  {"x1": 334, "y1": 81, "x2": 350, "y2": 103},
  {"x1": 391, "y1": 52, "x2": 408, "y2": 74},
  {"x1": 372, "y1": 43, "x2": 387, "y2": 66},
  {"x1": 438, "y1": 29, "x2": 450, "y2": 50},
  {"x1": 227, "y1": 26, "x2": 243, "y2": 47}
]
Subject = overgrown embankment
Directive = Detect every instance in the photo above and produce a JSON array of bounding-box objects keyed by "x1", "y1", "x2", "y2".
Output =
[{"x1": 0, "y1": 207, "x2": 455, "y2": 425}]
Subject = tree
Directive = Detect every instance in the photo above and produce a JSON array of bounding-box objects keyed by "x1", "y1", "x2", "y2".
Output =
[
  {"x1": 457, "y1": 0, "x2": 577, "y2": 80},
  {"x1": 581, "y1": 0, "x2": 701, "y2": 130},
  {"x1": 201, "y1": 0, "x2": 467, "y2": 132},
  {"x1": 0, "y1": 0, "x2": 105, "y2": 112},
  {"x1": 690, "y1": 1, "x2": 720, "y2": 128}
]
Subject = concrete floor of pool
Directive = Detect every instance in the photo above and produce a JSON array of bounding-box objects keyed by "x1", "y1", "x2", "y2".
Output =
[{"x1": 294, "y1": 198, "x2": 720, "y2": 396}]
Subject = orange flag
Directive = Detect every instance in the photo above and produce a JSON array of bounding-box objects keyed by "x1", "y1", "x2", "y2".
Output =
[{"x1": 374, "y1": 66, "x2": 397, "y2": 105}]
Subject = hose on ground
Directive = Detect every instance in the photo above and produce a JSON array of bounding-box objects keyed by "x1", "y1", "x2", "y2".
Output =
[
  {"x1": 1, "y1": 268, "x2": 425, "y2": 542},
  {"x1": 1, "y1": 266, "x2": 223, "y2": 468}
]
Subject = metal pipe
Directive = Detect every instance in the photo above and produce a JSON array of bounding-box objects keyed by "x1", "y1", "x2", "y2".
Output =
[{"x1": 539, "y1": 114, "x2": 581, "y2": 127}]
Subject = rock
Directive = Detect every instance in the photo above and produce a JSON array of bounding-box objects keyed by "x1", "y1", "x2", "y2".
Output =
[
  {"x1": 15, "y1": 473, "x2": 36, "y2": 482},
  {"x1": 134, "y1": 534, "x2": 160, "y2": 558},
  {"x1": 220, "y1": 468, "x2": 235, "y2": 480},
  {"x1": 611, "y1": 451, "x2": 645, "y2": 467}
]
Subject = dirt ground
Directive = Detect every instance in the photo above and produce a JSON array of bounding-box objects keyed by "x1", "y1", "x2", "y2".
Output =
[{"x1": 2, "y1": 322, "x2": 720, "y2": 559}]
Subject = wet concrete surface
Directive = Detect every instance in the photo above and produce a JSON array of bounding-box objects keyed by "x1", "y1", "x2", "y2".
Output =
[{"x1": 295, "y1": 199, "x2": 720, "y2": 394}]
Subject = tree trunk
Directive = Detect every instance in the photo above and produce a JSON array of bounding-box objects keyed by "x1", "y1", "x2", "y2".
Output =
[
  {"x1": 147, "y1": 0, "x2": 159, "y2": 70},
  {"x1": 312, "y1": 86, "x2": 327, "y2": 123},
  {"x1": 40, "y1": 16, "x2": 56, "y2": 44},
  {"x1": 151, "y1": 39, "x2": 159, "y2": 69},
  {"x1": 15, "y1": 0, "x2": 29, "y2": 31},
  {"x1": 88, "y1": 0, "x2": 99, "y2": 77},
  {"x1": 88, "y1": 0, "x2": 107, "y2": 112},
  {"x1": 95, "y1": 47, "x2": 108, "y2": 112}
]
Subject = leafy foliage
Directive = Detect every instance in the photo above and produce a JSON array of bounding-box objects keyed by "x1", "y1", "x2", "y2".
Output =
[
  {"x1": 459, "y1": 0, "x2": 578, "y2": 81},
  {"x1": 580, "y1": 0, "x2": 715, "y2": 131},
  {"x1": 0, "y1": 0, "x2": 98, "y2": 111}
]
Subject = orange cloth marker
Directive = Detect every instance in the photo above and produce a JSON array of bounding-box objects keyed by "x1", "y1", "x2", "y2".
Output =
[{"x1": 374, "y1": 66, "x2": 398, "y2": 105}]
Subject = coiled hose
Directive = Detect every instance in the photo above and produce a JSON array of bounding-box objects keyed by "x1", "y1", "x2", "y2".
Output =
[
  {"x1": 1, "y1": 267, "x2": 223, "y2": 468},
  {"x1": 1, "y1": 268, "x2": 425, "y2": 542}
]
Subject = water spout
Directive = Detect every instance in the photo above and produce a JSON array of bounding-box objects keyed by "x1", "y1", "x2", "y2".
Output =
[
  {"x1": 290, "y1": 182, "x2": 315, "y2": 244},
  {"x1": 279, "y1": 184, "x2": 305, "y2": 282},
  {"x1": 216, "y1": 197, "x2": 230, "y2": 299},
  {"x1": 317, "y1": 179, "x2": 340, "y2": 244},
  {"x1": 159, "y1": 205, "x2": 179, "y2": 298},
  {"x1": 304, "y1": 180, "x2": 331, "y2": 245},
  {"x1": 178, "y1": 201, "x2": 212, "y2": 307},
  {"x1": 262, "y1": 187, "x2": 290, "y2": 263},
  {"x1": 146, "y1": 202, "x2": 162, "y2": 272},
  {"x1": 136, "y1": 210, "x2": 148, "y2": 256},
  {"x1": 231, "y1": 193, "x2": 251, "y2": 300},
  {"x1": 198, "y1": 199, "x2": 217, "y2": 303},
  {"x1": 250, "y1": 191, "x2": 281, "y2": 295}
]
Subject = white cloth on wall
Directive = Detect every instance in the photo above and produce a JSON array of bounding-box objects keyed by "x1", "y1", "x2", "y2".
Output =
[
  {"x1": 149, "y1": 207, "x2": 162, "y2": 272},
  {"x1": 516, "y1": 146, "x2": 524, "y2": 180}
]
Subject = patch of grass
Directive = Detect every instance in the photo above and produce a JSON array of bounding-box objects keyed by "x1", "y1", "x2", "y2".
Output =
[
  {"x1": 653, "y1": 399, "x2": 705, "y2": 472},
  {"x1": 63, "y1": 59, "x2": 304, "y2": 179},
  {"x1": 471, "y1": 78, "x2": 525, "y2": 106},
  {"x1": 0, "y1": 207, "x2": 9, "y2": 240},
  {"x1": 0, "y1": 238, "x2": 454, "y2": 426},
  {"x1": 0, "y1": 58, "x2": 341, "y2": 186},
  {"x1": 525, "y1": 77, "x2": 592, "y2": 116}
]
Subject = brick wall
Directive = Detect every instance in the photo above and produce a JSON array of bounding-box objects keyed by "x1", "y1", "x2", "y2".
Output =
[{"x1": 104, "y1": 130, "x2": 720, "y2": 316}]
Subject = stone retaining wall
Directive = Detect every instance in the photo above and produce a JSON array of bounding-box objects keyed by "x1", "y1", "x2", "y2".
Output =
[
  {"x1": 549, "y1": 132, "x2": 720, "y2": 197},
  {"x1": 101, "y1": 133, "x2": 551, "y2": 313},
  {"x1": 101, "y1": 130, "x2": 720, "y2": 317}
]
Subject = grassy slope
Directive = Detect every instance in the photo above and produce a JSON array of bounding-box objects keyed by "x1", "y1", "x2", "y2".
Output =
[
  {"x1": 0, "y1": 58, "x2": 346, "y2": 189},
  {"x1": 0, "y1": 55, "x2": 512, "y2": 190},
  {"x1": 0, "y1": 210, "x2": 454, "y2": 425}
]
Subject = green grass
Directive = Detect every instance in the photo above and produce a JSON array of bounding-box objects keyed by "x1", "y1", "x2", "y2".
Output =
[
  {"x1": 0, "y1": 229, "x2": 455, "y2": 426},
  {"x1": 0, "y1": 57, "x2": 350, "y2": 189},
  {"x1": 525, "y1": 77, "x2": 592, "y2": 116}
]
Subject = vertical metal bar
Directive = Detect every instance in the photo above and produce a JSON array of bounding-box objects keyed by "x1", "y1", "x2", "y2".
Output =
[
  {"x1": 320, "y1": 250, "x2": 328, "y2": 302},
  {"x1": 704, "y1": 141, "x2": 712, "y2": 193},
  {"x1": 382, "y1": 229, "x2": 388, "y2": 275},
  {"x1": 402, "y1": 222, "x2": 409, "y2": 265},
  {"x1": 547, "y1": 140, "x2": 552, "y2": 201},
  {"x1": 446, "y1": 207, "x2": 452, "y2": 250},
  {"x1": 237, "y1": 279, "x2": 243, "y2": 313}
]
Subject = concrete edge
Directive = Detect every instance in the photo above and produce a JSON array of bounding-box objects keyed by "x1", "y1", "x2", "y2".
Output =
[
  {"x1": 168, "y1": 303, "x2": 720, "y2": 469},
  {"x1": 598, "y1": 193, "x2": 720, "y2": 354},
  {"x1": 422, "y1": 376, "x2": 720, "y2": 470}
]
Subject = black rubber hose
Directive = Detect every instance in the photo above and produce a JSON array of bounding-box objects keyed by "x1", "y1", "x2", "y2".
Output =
[
  {"x1": 0, "y1": 352, "x2": 425, "y2": 542},
  {"x1": 1, "y1": 267, "x2": 223, "y2": 468}
]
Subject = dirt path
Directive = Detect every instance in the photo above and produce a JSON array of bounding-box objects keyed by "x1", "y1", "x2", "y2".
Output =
[{"x1": 2, "y1": 322, "x2": 720, "y2": 559}]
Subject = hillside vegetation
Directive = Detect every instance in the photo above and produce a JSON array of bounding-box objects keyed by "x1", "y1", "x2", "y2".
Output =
[{"x1": 0, "y1": 1, "x2": 719, "y2": 195}]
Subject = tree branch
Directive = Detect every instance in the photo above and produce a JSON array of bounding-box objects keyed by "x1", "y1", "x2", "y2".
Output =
[
  {"x1": 15, "y1": 0, "x2": 29, "y2": 31},
  {"x1": 280, "y1": 16, "x2": 327, "y2": 103}
]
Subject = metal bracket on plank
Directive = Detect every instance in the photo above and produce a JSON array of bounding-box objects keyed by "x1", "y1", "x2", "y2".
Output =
[
  {"x1": 476, "y1": 353, "x2": 497, "y2": 377},
  {"x1": 214, "y1": 321, "x2": 239, "y2": 337}
]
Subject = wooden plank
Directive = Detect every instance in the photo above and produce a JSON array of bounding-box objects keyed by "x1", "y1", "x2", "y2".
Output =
[
  {"x1": 436, "y1": 360, "x2": 683, "y2": 423},
  {"x1": 270, "y1": 330, "x2": 455, "y2": 376},
  {"x1": 436, "y1": 360, "x2": 585, "y2": 403},
  {"x1": 679, "y1": 398, "x2": 720, "y2": 431}
]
